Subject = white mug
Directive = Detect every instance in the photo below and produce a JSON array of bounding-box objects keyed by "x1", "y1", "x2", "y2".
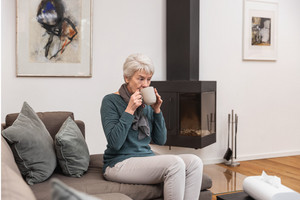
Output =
[{"x1": 140, "y1": 86, "x2": 156, "y2": 105}]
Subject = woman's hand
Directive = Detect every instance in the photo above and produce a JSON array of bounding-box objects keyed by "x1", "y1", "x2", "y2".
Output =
[
  {"x1": 125, "y1": 90, "x2": 143, "y2": 115},
  {"x1": 151, "y1": 88, "x2": 163, "y2": 114}
]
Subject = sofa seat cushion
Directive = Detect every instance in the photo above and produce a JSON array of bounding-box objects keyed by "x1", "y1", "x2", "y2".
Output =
[
  {"x1": 93, "y1": 154, "x2": 212, "y2": 191},
  {"x1": 201, "y1": 174, "x2": 212, "y2": 190},
  {"x1": 51, "y1": 178, "x2": 133, "y2": 200},
  {"x1": 30, "y1": 154, "x2": 163, "y2": 200},
  {"x1": 30, "y1": 154, "x2": 212, "y2": 200},
  {"x1": 94, "y1": 193, "x2": 133, "y2": 200}
]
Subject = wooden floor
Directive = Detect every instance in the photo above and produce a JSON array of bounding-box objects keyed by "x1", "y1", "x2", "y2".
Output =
[{"x1": 203, "y1": 155, "x2": 300, "y2": 200}]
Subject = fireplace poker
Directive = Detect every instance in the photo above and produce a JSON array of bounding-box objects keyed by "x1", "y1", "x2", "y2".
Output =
[
  {"x1": 231, "y1": 110, "x2": 234, "y2": 160},
  {"x1": 225, "y1": 110, "x2": 240, "y2": 167},
  {"x1": 207, "y1": 114, "x2": 210, "y2": 132},
  {"x1": 235, "y1": 114, "x2": 238, "y2": 159},
  {"x1": 223, "y1": 113, "x2": 232, "y2": 161}
]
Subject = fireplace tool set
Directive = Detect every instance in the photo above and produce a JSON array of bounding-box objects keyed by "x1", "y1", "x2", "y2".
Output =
[{"x1": 223, "y1": 110, "x2": 240, "y2": 167}]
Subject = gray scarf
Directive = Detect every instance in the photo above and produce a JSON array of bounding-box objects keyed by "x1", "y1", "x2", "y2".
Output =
[{"x1": 119, "y1": 84, "x2": 150, "y2": 140}]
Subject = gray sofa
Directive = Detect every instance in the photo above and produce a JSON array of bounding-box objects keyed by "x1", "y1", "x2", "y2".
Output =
[{"x1": 1, "y1": 111, "x2": 212, "y2": 200}]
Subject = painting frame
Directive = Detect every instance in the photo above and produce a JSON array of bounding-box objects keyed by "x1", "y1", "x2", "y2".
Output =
[
  {"x1": 243, "y1": 0, "x2": 278, "y2": 61},
  {"x1": 16, "y1": 0, "x2": 92, "y2": 77}
]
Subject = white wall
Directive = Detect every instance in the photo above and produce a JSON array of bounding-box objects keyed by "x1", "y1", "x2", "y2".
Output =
[
  {"x1": 1, "y1": 0, "x2": 166, "y2": 155},
  {"x1": 2, "y1": 0, "x2": 300, "y2": 164}
]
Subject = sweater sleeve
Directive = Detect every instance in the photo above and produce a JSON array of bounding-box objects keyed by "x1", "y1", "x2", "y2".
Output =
[
  {"x1": 151, "y1": 111, "x2": 167, "y2": 145},
  {"x1": 100, "y1": 95, "x2": 134, "y2": 151}
]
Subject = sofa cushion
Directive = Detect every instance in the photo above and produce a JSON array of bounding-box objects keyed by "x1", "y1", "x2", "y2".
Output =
[
  {"x1": 51, "y1": 178, "x2": 133, "y2": 200},
  {"x1": 55, "y1": 117, "x2": 90, "y2": 177},
  {"x1": 1, "y1": 102, "x2": 57, "y2": 185},
  {"x1": 1, "y1": 163, "x2": 36, "y2": 200},
  {"x1": 51, "y1": 178, "x2": 102, "y2": 200},
  {"x1": 30, "y1": 154, "x2": 212, "y2": 200},
  {"x1": 91, "y1": 153, "x2": 212, "y2": 190},
  {"x1": 94, "y1": 193, "x2": 133, "y2": 200},
  {"x1": 30, "y1": 154, "x2": 163, "y2": 200},
  {"x1": 201, "y1": 174, "x2": 212, "y2": 190}
]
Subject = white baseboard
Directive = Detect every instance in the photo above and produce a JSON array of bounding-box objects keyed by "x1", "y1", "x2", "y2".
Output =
[
  {"x1": 237, "y1": 150, "x2": 300, "y2": 162},
  {"x1": 202, "y1": 158, "x2": 225, "y2": 165},
  {"x1": 202, "y1": 150, "x2": 300, "y2": 165}
]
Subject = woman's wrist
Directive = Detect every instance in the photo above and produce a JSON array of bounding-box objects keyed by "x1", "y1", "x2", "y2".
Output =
[
  {"x1": 153, "y1": 108, "x2": 161, "y2": 114},
  {"x1": 125, "y1": 108, "x2": 134, "y2": 115}
]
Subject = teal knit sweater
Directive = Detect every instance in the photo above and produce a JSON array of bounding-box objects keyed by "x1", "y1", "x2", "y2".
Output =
[{"x1": 100, "y1": 94, "x2": 167, "y2": 173}]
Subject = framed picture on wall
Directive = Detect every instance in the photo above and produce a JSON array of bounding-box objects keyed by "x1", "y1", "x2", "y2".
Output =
[
  {"x1": 16, "y1": 0, "x2": 92, "y2": 77},
  {"x1": 243, "y1": 0, "x2": 278, "y2": 61}
]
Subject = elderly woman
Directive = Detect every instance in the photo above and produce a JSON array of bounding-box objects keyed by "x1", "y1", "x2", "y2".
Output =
[{"x1": 100, "y1": 53, "x2": 203, "y2": 200}]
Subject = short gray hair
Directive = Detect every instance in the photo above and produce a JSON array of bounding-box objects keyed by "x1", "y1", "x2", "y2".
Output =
[{"x1": 123, "y1": 53, "x2": 154, "y2": 80}]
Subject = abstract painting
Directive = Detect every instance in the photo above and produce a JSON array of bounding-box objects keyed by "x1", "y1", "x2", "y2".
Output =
[
  {"x1": 17, "y1": 0, "x2": 92, "y2": 77},
  {"x1": 243, "y1": 0, "x2": 278, "y2": 61}
]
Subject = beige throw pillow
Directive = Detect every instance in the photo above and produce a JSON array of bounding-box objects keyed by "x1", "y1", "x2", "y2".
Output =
[{"x1": 1, "y1": 163, "x2": 36, "y2": 200}]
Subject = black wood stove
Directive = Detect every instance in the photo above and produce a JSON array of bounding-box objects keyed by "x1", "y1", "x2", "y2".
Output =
[{"x1": 151, "y1": 0, "x2": 216, "y2": 149}]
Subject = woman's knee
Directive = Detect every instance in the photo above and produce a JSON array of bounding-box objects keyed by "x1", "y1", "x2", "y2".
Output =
[
  {"x1": 179, "y1": 154, "x2": 203, "y2": 171},
  {"x1": 164, "y1": 155, "x2": 185, "y2": 175},
  {"x1": 192, "y1": 155, "x2": 203, "y2": 167}
]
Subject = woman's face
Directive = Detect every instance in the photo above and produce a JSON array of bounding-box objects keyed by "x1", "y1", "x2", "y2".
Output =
[{"x1": 125, "y1": 70, "x2": 153, "y2": 94}]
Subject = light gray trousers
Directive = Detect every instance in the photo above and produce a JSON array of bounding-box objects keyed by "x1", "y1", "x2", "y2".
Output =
[{"x1": 104, "y1": 154, "x2": 203, "y2": 200}]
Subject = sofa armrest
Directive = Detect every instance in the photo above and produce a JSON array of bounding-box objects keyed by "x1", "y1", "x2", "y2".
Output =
[
  {"x1": 1, "y1": 123, "x2": 6, "y2": 131},
  {"x1": 75, "y1": 120, "x2": 85, "y2": 138}
]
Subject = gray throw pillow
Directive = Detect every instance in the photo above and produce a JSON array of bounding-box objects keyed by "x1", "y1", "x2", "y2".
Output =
[
  {"x1": 1, "y1": 102, "x2": 57, "y2": 185},
  {"x1": 51, "y1": 178, "x2": 102, "y2": 200},
  {"x1": 55, "y1": 117, "x2": 90, "y2": 177}
]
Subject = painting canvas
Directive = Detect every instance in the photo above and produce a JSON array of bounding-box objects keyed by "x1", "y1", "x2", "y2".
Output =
[
  {"x1": 243, "y1": 0, "x2": 278, "y2": 61},
  {"x1": 17, "y1": 0, "x2": 92, "y2": 77}
]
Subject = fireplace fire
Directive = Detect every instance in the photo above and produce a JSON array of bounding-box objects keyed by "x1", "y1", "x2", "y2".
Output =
[{"x1": 180, "y1": 92, "x2": 216, "y2": 137}]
